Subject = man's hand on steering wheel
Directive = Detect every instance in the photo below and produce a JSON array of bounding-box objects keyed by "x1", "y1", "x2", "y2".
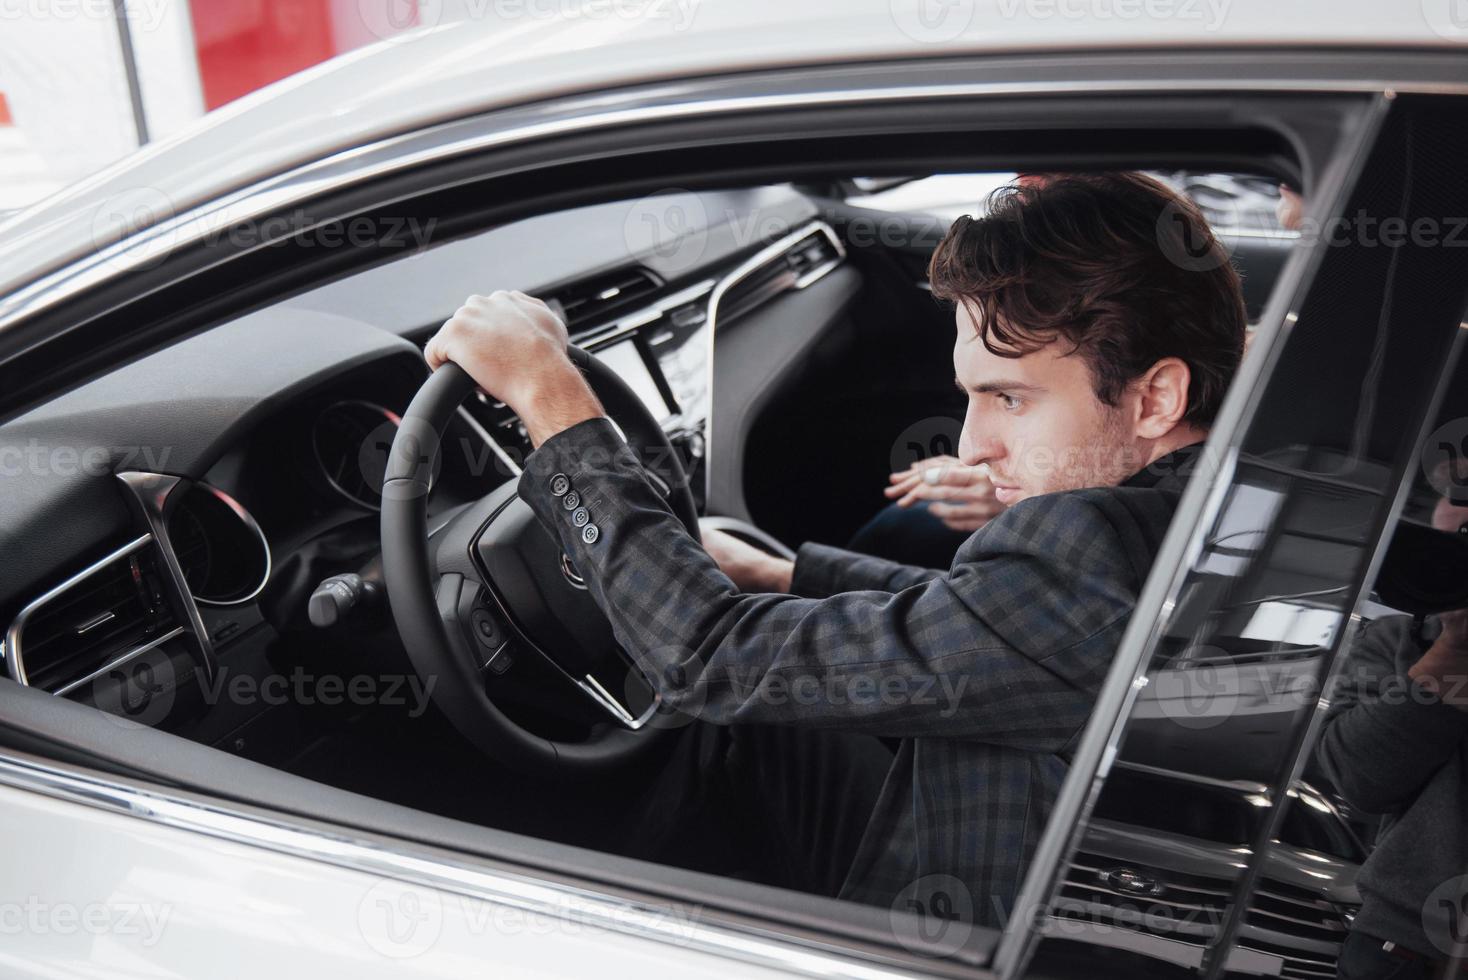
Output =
[{"x1": 424, "y1": 290, "x2": 604, "y2": 447}]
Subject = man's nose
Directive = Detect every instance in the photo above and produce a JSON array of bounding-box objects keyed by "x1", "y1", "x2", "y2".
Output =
[{"x1": 959, "y1": 423, "x2": 1003, "y2": 467}]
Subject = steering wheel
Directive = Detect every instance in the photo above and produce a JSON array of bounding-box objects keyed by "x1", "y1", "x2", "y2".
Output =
[{"x1": 380, "y1": 346, "x2": 698, "y2": 772}]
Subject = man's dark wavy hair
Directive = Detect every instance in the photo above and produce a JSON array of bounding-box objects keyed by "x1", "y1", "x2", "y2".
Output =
[{"x1": 927, "y1": 172, "x2": 1247, "y2": 428}]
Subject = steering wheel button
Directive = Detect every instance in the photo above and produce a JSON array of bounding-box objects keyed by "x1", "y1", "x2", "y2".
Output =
[
  {"x1": 562, "y1": 490, "x2": 581, "y2": 510},
  {"x1": 550, "y1": 473, "x2": 570, "y2": 497},
  {"x1": 581, "y1": 523, "x2": 600, "y2": 545},
  {"x1": 470, "y1": 609, "x2": 501, "y2": 647},
  {"x1": 572, "y1": 507, "x2": 590, "y2": 527}
]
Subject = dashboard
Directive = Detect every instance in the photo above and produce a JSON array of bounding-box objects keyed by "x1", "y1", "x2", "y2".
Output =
[{"x1": 0, "y1": 186, "x2": 851, "y2": 726}]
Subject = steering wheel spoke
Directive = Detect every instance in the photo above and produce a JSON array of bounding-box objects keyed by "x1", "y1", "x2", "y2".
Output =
[{"x1": 434, "y1": 572, "x2": 515, "y2": 676}]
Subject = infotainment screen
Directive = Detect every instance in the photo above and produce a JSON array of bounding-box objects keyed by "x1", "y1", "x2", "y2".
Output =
[{"x1": 595, "y1": 341, "x2": 674, "y2": 422}]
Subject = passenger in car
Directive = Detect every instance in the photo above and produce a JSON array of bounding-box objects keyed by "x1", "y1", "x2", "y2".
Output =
[
  {"x1": 1315, "y1": 463, "x2": 1468, "y2": 980},
  {"x1": 422, "y1": 172, "x2": 1247, "y2": 928}
]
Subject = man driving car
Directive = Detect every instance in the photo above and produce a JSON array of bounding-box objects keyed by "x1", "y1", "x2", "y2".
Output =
[{"x1": 422, "y1": 173, "x2": 1247, "y2": 926}]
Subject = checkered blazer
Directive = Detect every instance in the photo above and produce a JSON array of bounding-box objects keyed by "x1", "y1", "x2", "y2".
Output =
[{"x1": 520, "y1": 418, "x2": 1196, "y2": 927}]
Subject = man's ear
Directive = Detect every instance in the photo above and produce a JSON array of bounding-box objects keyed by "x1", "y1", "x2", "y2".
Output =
[{"x1": 1134, "y1": 357, "x2": 1192, "y2": 439}]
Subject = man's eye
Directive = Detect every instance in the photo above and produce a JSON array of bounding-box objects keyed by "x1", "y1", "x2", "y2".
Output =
[{"x1": 997, "y1": 393, "x2": 1021, "y2": 411}]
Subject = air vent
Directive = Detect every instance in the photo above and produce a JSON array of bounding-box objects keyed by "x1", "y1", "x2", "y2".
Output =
[
  {"x1": 717, "y1": 232, "x2": 841, "y2": 325},
  {"x1": 548, "y1": 267, "x2": 660, "y2": 331},
  {"x1": 5, "y1": 535, "x2": 182, "y2": 696}
]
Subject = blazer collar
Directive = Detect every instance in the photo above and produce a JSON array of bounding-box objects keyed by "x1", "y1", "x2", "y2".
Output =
[{"x1": 1122, "y1": 441, "x2": 1206, "y2": 491}]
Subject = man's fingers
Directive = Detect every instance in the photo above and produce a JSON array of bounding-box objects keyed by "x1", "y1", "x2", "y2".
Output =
[
  {"x1": 880, "y1": 463, "x2": 963, "y2": 492},
  {"x1": 889, "y1": 461, "x2": 987, "y2": 489},
  {"x1": 885, "y1": 473, "x2": 923, "y2": 497},
  {"x1": 894, "y1": 481, "x2": 1002, "y2": 509},
  {"x1": 424, "y1": 332, "x2": 449, "y2": 371},
  {"x1": 933, "y1": 466, "x2": 988, "y2": 488},
  {"x1": 912, "y1": 483, "x2": 998, "y2": 503}
]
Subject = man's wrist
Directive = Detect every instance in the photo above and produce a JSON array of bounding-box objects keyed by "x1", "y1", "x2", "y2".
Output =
[
  {"x1": 752, "y1": 555, "x2": 794, "y2": 593},
  {"x1": 509, "y1": 357, "x2": 605, "y2": 447}
]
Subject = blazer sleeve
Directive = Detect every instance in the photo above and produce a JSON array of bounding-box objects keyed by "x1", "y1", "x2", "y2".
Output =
[{"x1": 517, "y1": 418, "x2": 1142, "y2": 749}]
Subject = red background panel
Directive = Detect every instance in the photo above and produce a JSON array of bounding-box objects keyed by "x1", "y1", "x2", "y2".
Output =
[{"x1": 189, "y1": 0, "x2": 404, "y2": 110}]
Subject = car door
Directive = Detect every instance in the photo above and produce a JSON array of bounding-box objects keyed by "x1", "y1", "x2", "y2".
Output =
[{"x1": 0, "y1": 777, "x2": 794, "y2": 979}]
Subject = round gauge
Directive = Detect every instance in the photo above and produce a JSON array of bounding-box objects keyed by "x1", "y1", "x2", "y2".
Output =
[
  {"x1": 311, "y1": 400, "x2": 404, "y2": 511},
  {"x1": 167, "y1": 483, "x2": 272, "y2": 606}
]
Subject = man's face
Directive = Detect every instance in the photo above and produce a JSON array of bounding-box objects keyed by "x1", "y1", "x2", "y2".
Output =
[{"x1": 953, "y1": 303, "x2": 1147, "y2": 505}]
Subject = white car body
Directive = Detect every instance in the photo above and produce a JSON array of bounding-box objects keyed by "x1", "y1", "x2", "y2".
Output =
[
  {"x1": 0, "y1": 0, "x2": 1459, "y2": 308},
  {"x1": 1, "y1": 784, "x2": 787, "y2": 980}
]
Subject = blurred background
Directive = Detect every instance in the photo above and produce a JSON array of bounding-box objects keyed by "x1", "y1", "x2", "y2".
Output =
[{"x1": 0, "y1": 0, "x2": 441, "y2": 215}]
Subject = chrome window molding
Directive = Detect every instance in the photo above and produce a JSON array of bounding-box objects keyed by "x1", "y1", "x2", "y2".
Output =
[
  {"x1": 1, "y1": 68, "x2": 1445, "y2": 340},
  {"x1": 3, "y1": 533, "x2": 157, "y2": 688},
  {"x1": 0, "y1": 748, "x2": 960, "y2": 980},
  {"x1": 990, "y1": 91, "x2": 1397, "y2": 980}
]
